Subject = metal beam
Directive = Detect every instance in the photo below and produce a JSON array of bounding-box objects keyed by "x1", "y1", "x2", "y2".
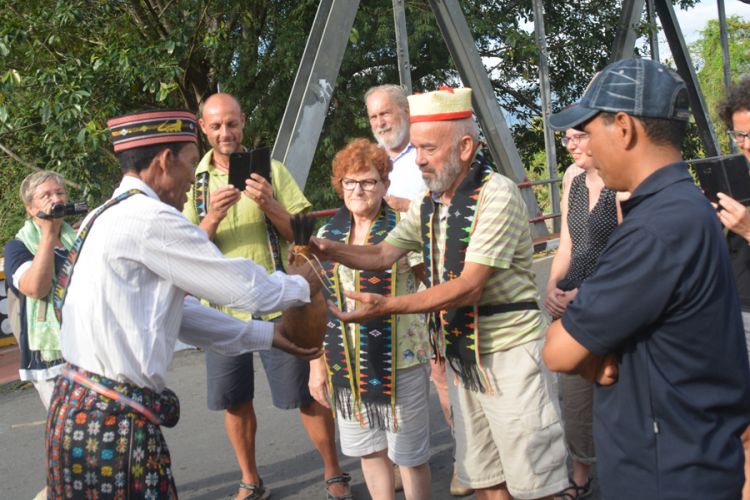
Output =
[
  {"x1": 427, "y1": 0, "x2": 548, "y2": 236},
  {"x1": 611, "y1": 0, "x2": 646, "y2": 62},
  {"x1": 392, "y1": 0, "x2": 412, "y2": 94},
  {"x1": 646, "y1": 0, "x2": 660, "y2": 61},
  {"x1": 655, "y1": 0, "x2": 720, "y2": 156},
  {"x1": 717, "y1": 0, "x2": 736, "y2": 153},
  {"x1": 271, "y1": 0, "x2": 361, "y2": 188},
  {"x1": 532, "y1": 0, "x2": 560, "y2": 233}
]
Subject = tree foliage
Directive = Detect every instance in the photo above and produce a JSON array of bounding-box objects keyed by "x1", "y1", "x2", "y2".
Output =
[
  {"x1": 691, "y1": 15, "x2": 750, "y2": 152},
  {"x1": 0, "y1": 0, "x2": 698, "y2": 246}
]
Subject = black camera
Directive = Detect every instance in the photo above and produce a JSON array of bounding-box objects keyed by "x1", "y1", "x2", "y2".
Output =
[{"x1": 37, "y1": 202, "x2": 89, "y2": 220}]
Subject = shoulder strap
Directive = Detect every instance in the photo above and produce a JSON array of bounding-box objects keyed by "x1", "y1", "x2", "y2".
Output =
[
  {"x1": 193, "y1": 171, "x2": 210, "y2": 222},
  {"x1": 53, "y1": 189, "x2": 144, "y2": 324}
]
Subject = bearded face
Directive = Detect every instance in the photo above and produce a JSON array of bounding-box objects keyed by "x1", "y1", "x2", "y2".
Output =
[
  {"x1": 423, "y1": 143, "x2": 463, "y2": 193},
  {"x1": 372, "y1": 110, "x2": 409, "y2": 151}
]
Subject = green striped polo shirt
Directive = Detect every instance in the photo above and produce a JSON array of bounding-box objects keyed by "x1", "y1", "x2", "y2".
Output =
[{"x1": 385, "y1": 172, "x2": 544, "y2": 353}]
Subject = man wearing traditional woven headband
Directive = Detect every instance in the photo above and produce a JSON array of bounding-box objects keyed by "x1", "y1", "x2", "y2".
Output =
[
  {"x1": 45, "y1": 109, "x2": 322, "y2": 499},
  {"x1": 543, "y1": 58, "x2": 750, "y2": 499},
  {"x1": 312, "y1": 87, "x2": 568, "y2": 499}
]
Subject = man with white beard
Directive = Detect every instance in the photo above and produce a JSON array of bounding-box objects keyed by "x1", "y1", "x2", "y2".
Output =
[
  {"x1": 366, "y1": 85, "x2": 427, "y2": 212},
  {"x1": 314, "y1": 87, "x2": 568, "y2": 500},
  {"x1": 365, "y1": 84, "x2": 472, "y2": 497}
]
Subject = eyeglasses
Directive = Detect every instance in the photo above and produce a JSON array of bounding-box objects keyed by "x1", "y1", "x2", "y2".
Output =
[
  {"x1": 728, "y1": 130, "x2": 750, "y2": 145},
  {"x1": 561, "y1": 134, "x2": 588, "y2": 148},
  {"x1": 34, "y1": 189, "x2": 66, "y2": 202},
  {"x1": 341, "y1": 178, "x2": 380, "y2": 191}
]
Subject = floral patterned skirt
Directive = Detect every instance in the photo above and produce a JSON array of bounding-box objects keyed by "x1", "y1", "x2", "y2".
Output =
[{"x1": 46, "y1": 364, "x2": 180, "y2": 499}]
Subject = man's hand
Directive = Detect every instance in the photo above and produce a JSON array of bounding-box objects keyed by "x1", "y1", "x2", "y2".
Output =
[
  {"x1": 545, "y1": 287, "x2": 578, "y2": 319},
  {"x1": 306, "y1": 236, "x2": 331, "y2": 260},
  {"x1": 384, "y1": 195, "x2": 411, "y2": 212},
  {"x1": 578, "y1": 353, "x2": 619, "y2": 385},
  {"x1": 204, "y1": 186, "x2": 241, "y2": 226},
  {"x1": 717, "y1": 192, "x2": 750, "y2": 242},
  {"x1": 544, "y1": 286, "x2": 566, "y2": 318},
  {"x1": 271, "y1": 322, "x2": 322, "y2": 360},
  {"x1": 308, "y1": 357, "x2": 330, "y2": 409},
  {"x1": 244, "y1": 173, "x2": 277, "y2": 210},
  {"x1": 328, "y1": 290, "x2": 390, "y2": 323}
]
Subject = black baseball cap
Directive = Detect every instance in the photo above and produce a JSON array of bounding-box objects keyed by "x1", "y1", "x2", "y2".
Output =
[{"x1": 549, "y1": 58, "x2": 691, "y2": 131}]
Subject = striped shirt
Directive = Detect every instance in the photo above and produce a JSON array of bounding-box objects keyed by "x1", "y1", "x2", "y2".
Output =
[
  {"x1": 60, "y1": 176, "x2": 311, "y2": 391},
  {"x1": 385, "y1": 172, "x2": 544, "y2": 353}
]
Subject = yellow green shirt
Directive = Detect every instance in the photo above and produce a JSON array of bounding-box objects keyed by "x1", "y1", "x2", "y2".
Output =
[
  {"x1": 385, "y1": 172, "x2": 544, "y2": 353},
  {"x1": 183, "y1": 149, "x2": 311, "y2": 320}
]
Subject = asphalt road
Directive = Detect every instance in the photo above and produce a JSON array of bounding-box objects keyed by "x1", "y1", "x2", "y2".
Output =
[{"x1": 0, "y1": 348, "x2": 455, "y2": 500}]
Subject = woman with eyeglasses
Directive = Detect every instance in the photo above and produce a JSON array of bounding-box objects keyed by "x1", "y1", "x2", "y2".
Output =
[
  {"x1": 4, "y1": 171, "x2": 76, "y2": 408},
  {"x1": 3, "y1": 171, "x2": 77, "y2": 500},
  {"x1": 545, "y1": 128, "x2": 622, "y2": 499},
  {"x1": 716, "y1": 76, "x2": 750, "y2": 500},
  {"x1": 309, "y1": 138, "x2": 432, "y2": 499}
]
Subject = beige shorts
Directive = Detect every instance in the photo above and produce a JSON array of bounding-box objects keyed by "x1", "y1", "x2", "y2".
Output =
[{"x1": 448, "y1": 339, "x2": 568, "y2": 499}]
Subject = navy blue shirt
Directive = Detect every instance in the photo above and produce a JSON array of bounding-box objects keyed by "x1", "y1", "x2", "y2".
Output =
[{"x1": 563, "y1": 162, "x2": 750, "y2": 500}]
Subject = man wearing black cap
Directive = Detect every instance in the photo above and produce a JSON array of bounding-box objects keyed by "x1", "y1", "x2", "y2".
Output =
[
  {"x1": 46, "y1": 110, "x2": 321, "y2": 499},
  {"x1": 543, "y1": 58, "x2": 750, "y2": 499}
]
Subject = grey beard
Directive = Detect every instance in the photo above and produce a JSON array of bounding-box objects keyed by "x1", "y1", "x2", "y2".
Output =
[
  {"x1": 374, "y1": 124, "x2": 408, "y2": 151},
  {"x1": 424, "y1": 160, "x2": 462, "y2": 193}
]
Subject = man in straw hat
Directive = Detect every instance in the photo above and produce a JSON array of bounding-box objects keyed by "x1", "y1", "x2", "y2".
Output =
[
  {"x1": 312, "y1": 87, "x2": 568, "y2": 499},
  {"x1": 543, "y1": 58, "x2": 750, "y2": 499},
  {"x1": 45, "y1": 109, "x2": 321, "y2": 499}
]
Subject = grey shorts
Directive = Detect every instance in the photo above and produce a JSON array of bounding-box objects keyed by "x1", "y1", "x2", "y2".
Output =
[{"x1": 206, "y1": 345, "x2": 314, "y2": 411}]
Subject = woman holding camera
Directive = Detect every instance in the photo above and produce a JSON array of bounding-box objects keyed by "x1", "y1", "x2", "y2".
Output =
[{"x1": 3, "y1": 171, "x2": 77, "y2": 408}]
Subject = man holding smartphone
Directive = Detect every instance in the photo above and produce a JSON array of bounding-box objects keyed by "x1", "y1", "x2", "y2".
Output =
[
  {"x1": 716, "y1": 76, "x2": 750, "y2": 500},
  {"x1": 183, "y1": 93, "x2": 348, "y2": 500}
]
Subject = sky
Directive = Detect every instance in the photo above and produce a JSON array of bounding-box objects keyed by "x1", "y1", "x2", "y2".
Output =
[{"x1": 661, "y1": 0, "x2": 747, "y2": 49}]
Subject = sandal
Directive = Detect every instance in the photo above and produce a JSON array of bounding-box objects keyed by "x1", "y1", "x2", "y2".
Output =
[
  {"x1": 229, "y1": 479, "x2": 270, "y2": 500},
  {"x1": 325, "y1": 472, "x2": 354, "y2": 500},
  {"x1": 554, "y1": 477, "x2": 593, "y2": 500}
]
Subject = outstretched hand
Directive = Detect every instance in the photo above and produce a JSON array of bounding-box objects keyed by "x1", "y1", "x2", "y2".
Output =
[
  {"x1": 327, "y1": 290, "x2": 390, "y2": 323},
  {"x1": 306, "y1": 236, "x2": 331, "y2": 260},
  {"x1": 271, "y1": 323, "x2": 322, "y2": 360}
]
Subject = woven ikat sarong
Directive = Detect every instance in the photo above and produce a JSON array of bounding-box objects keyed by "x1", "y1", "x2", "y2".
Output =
[{"x1": 46, "y1": 364, "x2": 180, "y2": 499}]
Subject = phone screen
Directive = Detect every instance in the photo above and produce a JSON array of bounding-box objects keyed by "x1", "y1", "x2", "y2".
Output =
[
  {"x1": 229, "y1": 152, "x2": 252, "y2": 190},
  {"x1": 250, "y1": 147, "x2": 271, "y2": 182}
]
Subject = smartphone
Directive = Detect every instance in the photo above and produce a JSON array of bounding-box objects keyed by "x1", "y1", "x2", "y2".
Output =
[
  {"x1": 229, "y1": 152, "x2": 252, "y2": 190},
  {"x1": 250, "y1": 146, "x2": 271, "y2": 182},
  {"x1": 692, "y1": 154, "x2": 750, "y2": 205}
]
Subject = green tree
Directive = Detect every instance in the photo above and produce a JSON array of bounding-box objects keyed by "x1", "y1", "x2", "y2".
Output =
[
  {"x1": 691, "y1": 15, "x2": 750, "y2": 151},
  {"x1": 0, "y1": 0, "x2": 698, "y2": 246}
]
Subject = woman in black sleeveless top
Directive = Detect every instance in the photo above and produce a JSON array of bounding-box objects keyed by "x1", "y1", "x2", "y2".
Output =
[{"x1": 545, "y1": 127, "x2": 620, "y2": 499}]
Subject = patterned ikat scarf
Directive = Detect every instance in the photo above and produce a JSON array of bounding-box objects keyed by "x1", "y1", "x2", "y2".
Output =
[
  {"x1": 320, "y1": 204, "x2": 399, "y2": 430},
  {"x1": 421, "y1": 158, "x2": 494, "y2": 392}
]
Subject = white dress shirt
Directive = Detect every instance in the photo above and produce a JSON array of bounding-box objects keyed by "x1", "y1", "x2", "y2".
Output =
[
  {"x1": 386, "y1": 143, "x2": 427, "y2": 201},
  {"x1": 60, "y1": 176, "x2": 310, "y2": 391}
]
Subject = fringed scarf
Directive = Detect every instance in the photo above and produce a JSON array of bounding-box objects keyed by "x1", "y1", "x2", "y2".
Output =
[
  {"x1": 320, "y1": 204, "x2": 399, "y2": 430},
  {"x1": 15, "y1": 219, "x2": 77, "y2": 361},
  {"x1": 193, "y1": 169, "x2": 285, "y2": 272},
  {"x1": 421, "y1": 159, "x2": 493, "y2": 393}
]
